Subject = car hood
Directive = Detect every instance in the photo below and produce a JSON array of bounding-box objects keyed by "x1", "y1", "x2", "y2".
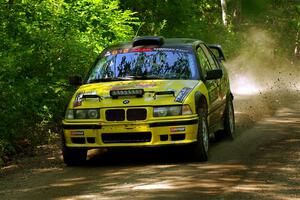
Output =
[{"x1": 71, "y1": 80, "x2": 199, "y2": 108}]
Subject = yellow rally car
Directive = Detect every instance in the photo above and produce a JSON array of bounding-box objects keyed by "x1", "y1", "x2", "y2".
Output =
[{"x1": 62, "y1": 36, "x2": 235, "y2": 165}]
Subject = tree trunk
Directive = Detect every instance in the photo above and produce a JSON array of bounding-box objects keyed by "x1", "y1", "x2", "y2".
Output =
[
  {"x1": 294, "y1": 31, "x2": 299, "y2": 57},
  {"x1": 233, "y1": 0, "x2": 242, "y2": 21},
  {"x1": 221, "y1": 0, "x2": 228, "y2": 27}
]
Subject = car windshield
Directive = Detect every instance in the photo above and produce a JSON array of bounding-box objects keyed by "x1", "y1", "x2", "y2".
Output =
[{"x1": 86, "y1": 48, "x2": 198, "y2": 83}]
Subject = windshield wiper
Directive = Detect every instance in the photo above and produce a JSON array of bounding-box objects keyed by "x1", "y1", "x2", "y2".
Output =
[
  {"x1": 88, "y1": 75, "x2": 164, "y2": 83},
  {"x1": 88, "y1": 77, "x2": 130, "y2": 83},
  {"x1": 124, "y1": 75, "x2": 163, "y2": 80}
]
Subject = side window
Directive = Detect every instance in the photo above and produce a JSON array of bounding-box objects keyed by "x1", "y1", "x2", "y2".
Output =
[
  {"x1": 196, "y1": 47, "x2": 212, "y2": 77},
  {"x1": 200, "y1": 44, "x2": 219, "y2": 70}
]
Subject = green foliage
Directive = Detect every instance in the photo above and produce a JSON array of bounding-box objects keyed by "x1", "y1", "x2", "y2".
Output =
[
  {"x1": 240, "y1": 0, "x2": 272, "y2": 16},
  {"x1": 121, "y1": 0, "x2": 300, "y2": 59},
  {"x1": 0, "y1": 0, "x2": 138, "y2": 163},
  {"x1": 120, "y1": 0, "x2": 242, "y2": 57},
  {"x1": 238, "y1": 0, "x2": 300, "y2": 58}
]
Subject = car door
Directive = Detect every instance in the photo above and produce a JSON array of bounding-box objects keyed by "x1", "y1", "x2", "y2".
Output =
[
  {"x1": 207, "y1": 46, "x2": 227, "y2": 111},
  {"x1": 199, "y1": 44, "x2": 225, "y2": 122},
  {"x1": 196, "y1": 45, "x2": 220, "y2": 126}
]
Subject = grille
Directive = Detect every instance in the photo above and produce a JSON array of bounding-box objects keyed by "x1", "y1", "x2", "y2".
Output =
[
  {"x1": 127, "y1": 109, "x2": 147, "y2": 121},
  {"x1": 105, "y1": 108, "x2": 147, "y2": 121},
  {"x1": 87, "y1": 137, "x2": 96, "y2": 143},
  {"x1": 71, "y1": 137, "x2": 85, "y2": 144},
  {"x1": 106, "y1": 109, "x2": 125, "y2": 121},
  {"x1": 102, "y1": 132, "x2": 152, "y2": 143},
  {"x1": 171, "y1": 134, "x2": 185, "y2": 141}
]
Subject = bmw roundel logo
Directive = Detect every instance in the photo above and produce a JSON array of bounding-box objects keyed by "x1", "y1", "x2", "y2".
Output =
[{"x1": 123, "y1": 100, "x2": 130, "y2": 104}]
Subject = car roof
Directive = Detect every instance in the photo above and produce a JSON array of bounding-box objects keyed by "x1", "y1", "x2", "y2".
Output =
[{"x1": 104, "y1": 37, "x2": 204, "y2": 52}]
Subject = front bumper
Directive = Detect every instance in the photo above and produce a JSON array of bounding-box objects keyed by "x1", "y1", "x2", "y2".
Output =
[{"x1": 62, "y1": 117, "x2": 199, "y2": 148}]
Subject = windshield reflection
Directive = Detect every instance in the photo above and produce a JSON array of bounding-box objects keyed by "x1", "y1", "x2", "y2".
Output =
[{"x1": 87, "y1": 50, "x2": 197, "y2": 83}]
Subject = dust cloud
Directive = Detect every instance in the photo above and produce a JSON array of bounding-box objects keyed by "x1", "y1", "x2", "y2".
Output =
[{"x1": 225, "y1": 28, "x2": 300, "y2": 123}]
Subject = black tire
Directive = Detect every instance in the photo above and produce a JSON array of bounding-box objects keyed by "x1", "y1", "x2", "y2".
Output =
[
  {"x1": 223, "y1": 95, "x2": 236, "y2": 139},
  {"x1": 62, "y1": 142, "x2": 87, "y2": 166},
  {"x1": 189, "y1": 107, "x2": 209, "y2": 161}
]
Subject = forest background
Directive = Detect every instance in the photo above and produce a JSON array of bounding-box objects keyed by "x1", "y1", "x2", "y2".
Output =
[{"x1": 0, "y1": 0, "x2": 299, "y2": 165}]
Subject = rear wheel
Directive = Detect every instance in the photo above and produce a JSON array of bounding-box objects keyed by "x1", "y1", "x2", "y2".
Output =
[
  {"x1": 189, "y1": 107, "x2": 209, "y2": 161},
  {"x1": 223, "y1": 96, "x2": 236, "y2": 139}
]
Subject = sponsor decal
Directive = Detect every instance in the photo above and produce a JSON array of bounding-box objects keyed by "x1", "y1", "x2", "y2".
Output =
[
  {"x1": 136, "y1": 83, "x2": 157, "y2": 88},
  {"x1": 111, "y1": 50, "x2": 118, "y2": 55},
  {"x1": 131, "y1": 48, "x2": 153, "y2": 52},
  {"x1": 70, "y1": 131, "x2": 84, "y2": 135},
  {"x1": 73, "y1": 91, "x2": 97, "y2": 107},
  {"x1": 73, "y1": 92, "x2": 83, "y2": 107},
  {"x1": 122, "y1": 49, "x2": 129, "y2": 53},
  {"x1": 104, "y1": 49, "x2": 130, "y2": 57},
  {"x1": 175, "y1": 87, "x2": 192, "y2": 102},
  {"x1": 153, "y1": 48, "x2": 190, "y2": 52},
  {"x1": 104, "y1": 51, "x2": 111, "y2": 56},
  {"x1": 170, "y1": 127, "x2": 186, "y2": 132},
  {"x1": 103, "y1": 48, "x2": 190, "y2": 57}
]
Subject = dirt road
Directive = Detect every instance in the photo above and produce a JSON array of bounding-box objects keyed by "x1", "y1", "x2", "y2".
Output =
[{"x1": 0, "y1": 91, "x2": 299, "y2": 200}]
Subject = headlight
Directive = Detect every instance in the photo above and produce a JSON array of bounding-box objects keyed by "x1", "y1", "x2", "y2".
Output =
[
  {"x1": 65, "y1": 109, "x2": 74, "y2": 119},
  {"x1": 87, "y1": 109, "x2": 99, "y2": 119},
  {"x1": 76, "y1": 110, "x2": 87, "y2": 119},
  {"x1": 153, "y1": 107, "x2": 168, "y2": 117},
  {"x1": 153, "y1": 105, "x2": 192, "y2": 117},
  {"x1": 65, "y1": 109, "x2": 100, "y2": 119},
  {"x1": 168, "y1": 106, "x2": 182, "y2": 116}
]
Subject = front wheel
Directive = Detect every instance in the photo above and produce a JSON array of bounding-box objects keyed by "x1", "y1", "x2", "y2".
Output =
[
  {"x1": 189, "y1": 107, "x2": 209, "y2": 161},
  {"x1": 62, "y1": 143, "x2": 87, "y2": 166}
]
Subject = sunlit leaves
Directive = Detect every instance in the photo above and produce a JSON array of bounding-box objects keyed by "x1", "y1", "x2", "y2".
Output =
[{"x1": 0, "y1": 0, "x2": 138, "y2": 162}]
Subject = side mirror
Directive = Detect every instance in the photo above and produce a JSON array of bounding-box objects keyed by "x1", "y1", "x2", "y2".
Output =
[
  {"x1": 208, "y1": 44, "x2": 226, "y2": 62},
  {"x1": 206, "y1": 69, "x2": 223, "y2": 80},
  {"x1": 69, "y1": 75, "x2": 82, "y2": 86}
]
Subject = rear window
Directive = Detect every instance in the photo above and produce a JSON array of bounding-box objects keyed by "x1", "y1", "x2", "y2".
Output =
[{"x1": 86, "y1": 48, "x2": 198, "y2": 83}]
